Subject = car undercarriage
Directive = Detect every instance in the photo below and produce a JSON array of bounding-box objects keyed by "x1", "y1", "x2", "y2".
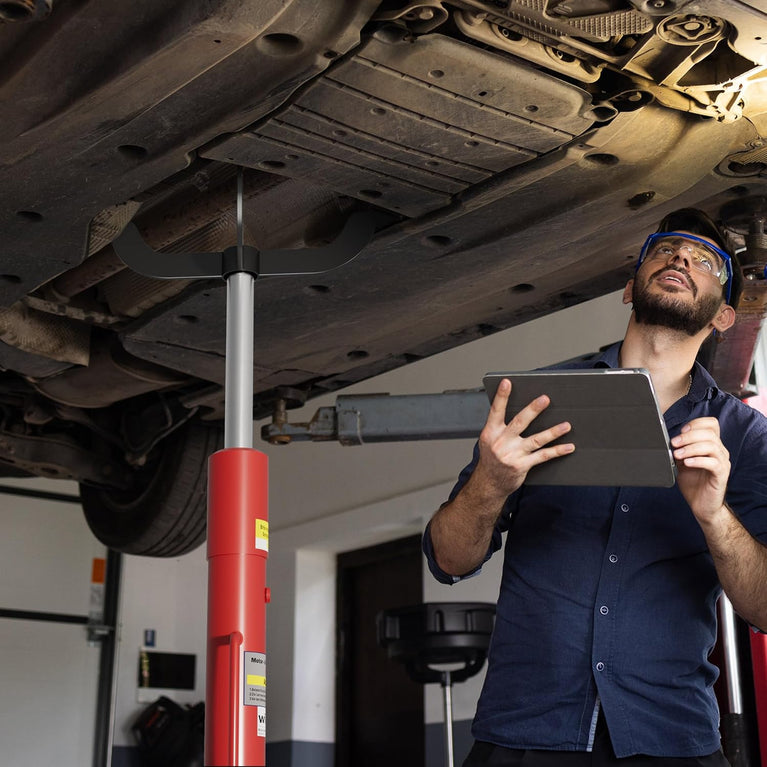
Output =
[{"x1": 0, "y1": 0, "x2": 766, "y2": 553}]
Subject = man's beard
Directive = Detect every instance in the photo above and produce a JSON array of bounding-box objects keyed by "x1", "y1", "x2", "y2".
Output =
[{"x1": 632, "y1": 268, "x2": 722, "y2": 336}]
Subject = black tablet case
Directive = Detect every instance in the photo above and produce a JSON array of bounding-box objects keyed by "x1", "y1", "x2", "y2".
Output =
[{"x1": 482, "y1": 369, "x2": 676, "y2": 487}]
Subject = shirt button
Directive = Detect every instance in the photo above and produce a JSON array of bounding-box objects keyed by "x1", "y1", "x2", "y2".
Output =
[
  {"x1": 620, "y1": 503, "x2": 629, "y2": 512},
  {"x1": 596, "y1": 662, "x2": 605, "y2": 672},
  {"x1": 600, "y1": 605, "x2": 609, "y2": 615},
  {"x1": 609, "y1": 554, "x2": 618, "y2": 563}
]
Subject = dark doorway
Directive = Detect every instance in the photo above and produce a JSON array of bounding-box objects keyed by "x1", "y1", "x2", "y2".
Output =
[{"x1": 336, "y1": 534, "x2": 424, "y2": 767}]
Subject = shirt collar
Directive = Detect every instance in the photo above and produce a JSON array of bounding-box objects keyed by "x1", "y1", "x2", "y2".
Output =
[
  {"x1": 589, "y1": 341, "x2": 719, "y2": 402},
  {"x1": 688, "y1": 359, "x2": 719, "y2": 402},
  {"x1": 589, "y1": 341, "x2": 621, "y2": 369}
]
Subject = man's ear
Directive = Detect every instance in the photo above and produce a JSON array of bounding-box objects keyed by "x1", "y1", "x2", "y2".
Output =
[
  {"x1": 622, "y1": 279, "x2": 634, "y2": 305},
  {"x1": 712, "y1": 303, "x2": 736, "y2": 333}
]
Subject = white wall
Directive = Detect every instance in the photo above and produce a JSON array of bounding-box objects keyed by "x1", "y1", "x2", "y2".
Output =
[
  {"x1": 0, "y1": 478, "x2": 106, "y2": 767},
  {"x1": 111, "y1": 547, "x2": 208, "y2": 749}
]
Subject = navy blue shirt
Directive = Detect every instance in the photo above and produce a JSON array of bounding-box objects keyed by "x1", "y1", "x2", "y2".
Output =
[{"x1": 423, "y1": 343, "x2": 767, "y2": 758}]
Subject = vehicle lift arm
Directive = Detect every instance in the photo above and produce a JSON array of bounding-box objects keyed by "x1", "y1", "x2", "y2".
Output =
[{"x1": 263, "y1": 390, "x2": 489, "y2": 445}]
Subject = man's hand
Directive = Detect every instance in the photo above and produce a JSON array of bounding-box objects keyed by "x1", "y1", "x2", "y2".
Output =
[
  {"x1": 670, "y1": 417, "x2": 730, "y2": 524},
  {"x1": 429, "y1": 378, "x2": 574, "y2": 577},
  {"x1": 472, "y1": 378, "x2": 575, "y2": 502},
  {"x1": 672, "y1": 417, "x2": 767, "y2": 631}
]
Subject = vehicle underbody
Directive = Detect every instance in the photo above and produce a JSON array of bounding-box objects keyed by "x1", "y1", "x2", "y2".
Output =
[{"x1": 0, "y1": 0, "x2": 766, "y2": 552}]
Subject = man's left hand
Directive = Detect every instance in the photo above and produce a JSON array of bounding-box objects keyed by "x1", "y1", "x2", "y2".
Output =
[{"x1": 670, "y1": 417, "x2": 730, "y2": 524}]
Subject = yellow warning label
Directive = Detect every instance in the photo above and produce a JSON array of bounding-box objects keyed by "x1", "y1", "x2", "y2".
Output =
[
  {"x1": 247, "y1": 675, "x2": 266, "y2": 687},
  {"x1": 256, "y1": 519, "x2": 269, "y2": 552}
]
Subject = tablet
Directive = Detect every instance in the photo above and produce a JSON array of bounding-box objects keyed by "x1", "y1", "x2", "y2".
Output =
[{"x1": 482, "y1": 369, "x2": 676, "y2": 487}]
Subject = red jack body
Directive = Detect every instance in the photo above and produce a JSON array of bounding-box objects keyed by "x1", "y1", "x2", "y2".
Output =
[{"x1": 206, "y1": 447, "x2": 269, "y2": 766}]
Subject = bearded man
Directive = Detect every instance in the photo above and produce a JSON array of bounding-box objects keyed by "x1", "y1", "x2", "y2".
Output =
[{"x1": 424, "y1": 209, "x2": 767, "y2": 766}]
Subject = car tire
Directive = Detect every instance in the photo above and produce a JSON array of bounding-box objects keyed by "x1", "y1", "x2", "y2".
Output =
[{"x1": 79, "y1": 421, "x2": 223, "y2": 557}]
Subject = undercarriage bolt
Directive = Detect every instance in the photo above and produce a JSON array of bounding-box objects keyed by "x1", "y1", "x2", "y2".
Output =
[{"x1": 269, "y1": 399, "x2": 292, "y2": 445}]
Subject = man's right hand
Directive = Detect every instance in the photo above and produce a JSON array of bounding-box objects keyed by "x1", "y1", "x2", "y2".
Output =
[
  {"x1": 472, "y1": 378, "x2": 575, "y2": 502},
  {"x1": 429, "y1": 378, "x2": 574, "y2": 577}
]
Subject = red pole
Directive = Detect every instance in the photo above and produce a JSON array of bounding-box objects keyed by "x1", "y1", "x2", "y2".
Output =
[
  {"x1": 749, "y1": 632, "x2": 767, "y2": 767},
  {"x1": 206, "y1": 447, "x2": 270, "y2": 766}
]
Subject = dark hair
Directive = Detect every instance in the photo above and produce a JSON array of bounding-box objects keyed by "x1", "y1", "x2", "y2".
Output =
[{"x1": 655, "y1": 208, "x2": 742, "y2": 308}]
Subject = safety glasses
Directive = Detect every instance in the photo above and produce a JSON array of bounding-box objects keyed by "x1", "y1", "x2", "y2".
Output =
[{"x1": 636, "y1": 231, "x2": 732, "y2": 305}]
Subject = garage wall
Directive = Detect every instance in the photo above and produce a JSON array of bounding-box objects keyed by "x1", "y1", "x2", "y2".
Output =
[
  {"x1": 0, "y1": 478, "x2": 107, "y2": 767},
  {"x1": 111, "y1": 547, "x2": 208, "y2": 765}
]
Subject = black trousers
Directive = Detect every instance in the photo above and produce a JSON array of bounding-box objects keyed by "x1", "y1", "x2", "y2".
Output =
[{"x1": 462, "y1": 712, "x2": 730, "y2": 767}]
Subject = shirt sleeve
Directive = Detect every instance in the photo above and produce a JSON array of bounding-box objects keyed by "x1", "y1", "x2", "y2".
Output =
[{"x1": 422, "y1": 441, "x2": 512, "y2": 584}]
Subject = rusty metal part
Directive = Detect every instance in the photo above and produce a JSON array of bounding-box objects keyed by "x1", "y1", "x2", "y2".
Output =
[
  {"x1": 100, "y1": 271, "x2": 193, "y2": 319},
  {"x1": 0, "y1": 427, "x2": 131, "y2": 488},
  {"x1": 23, "y1": 294, "x2": 122, "y2": 327},
  {"x1": 265, "y1": 404, "x2": 338, "y2": 445},
  {"x1": 720, "y1": 195, "x2": 767, "y2": 236},
  {"x1": 52, "y1": 246, "x2": 130, "y2": 301},
  {"x1": 269, "y1": 398, "x2": 292, "y2": 444},
  {"x1": 53, "y1": 172, "x2": 286, "y2": 318},
  {"x1": 708, "y1": 201, "x2": 767, "y2": 397},
  {"x1": 34, "y1": 340, "x2": 188, "y2": 408},
  {"x1": 85, "y1": 202, "x2": 143, "y2": 258},
  {"x1": 0, "y1": 303, "x2": 90, "y2": 366},
  {"x1": 136, "y1": 171, "x2": 277, "y2": 252},
  {"x1": 50, "y1": 167, "x2": 273, "y2": 311}
]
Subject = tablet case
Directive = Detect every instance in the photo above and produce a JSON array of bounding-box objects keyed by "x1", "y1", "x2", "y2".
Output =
[{"x1": 482, "y1": 369, "x2": 676, "y2": 487}]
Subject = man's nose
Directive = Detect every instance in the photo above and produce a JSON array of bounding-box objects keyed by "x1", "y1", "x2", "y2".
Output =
[{"x1": 667, "y1": 246, "x2": 692, "y2": 267}]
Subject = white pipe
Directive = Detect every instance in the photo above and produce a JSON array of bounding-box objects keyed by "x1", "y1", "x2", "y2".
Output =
[{"x1": 718, "y1": 594, "x2": 744, "y2": 714}]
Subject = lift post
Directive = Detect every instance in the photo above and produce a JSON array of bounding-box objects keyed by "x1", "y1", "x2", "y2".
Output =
[
  {"x1": 205, "y1": 264, "x2": 269, "y2": 764},
  {"x1": 113, "y1": 169, "x2": 376, "y2": 766}
]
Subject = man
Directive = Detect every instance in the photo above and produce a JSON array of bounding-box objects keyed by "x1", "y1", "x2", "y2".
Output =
[{"x1": 423, "y1": 209, "x2": 767, "y2": 765}]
